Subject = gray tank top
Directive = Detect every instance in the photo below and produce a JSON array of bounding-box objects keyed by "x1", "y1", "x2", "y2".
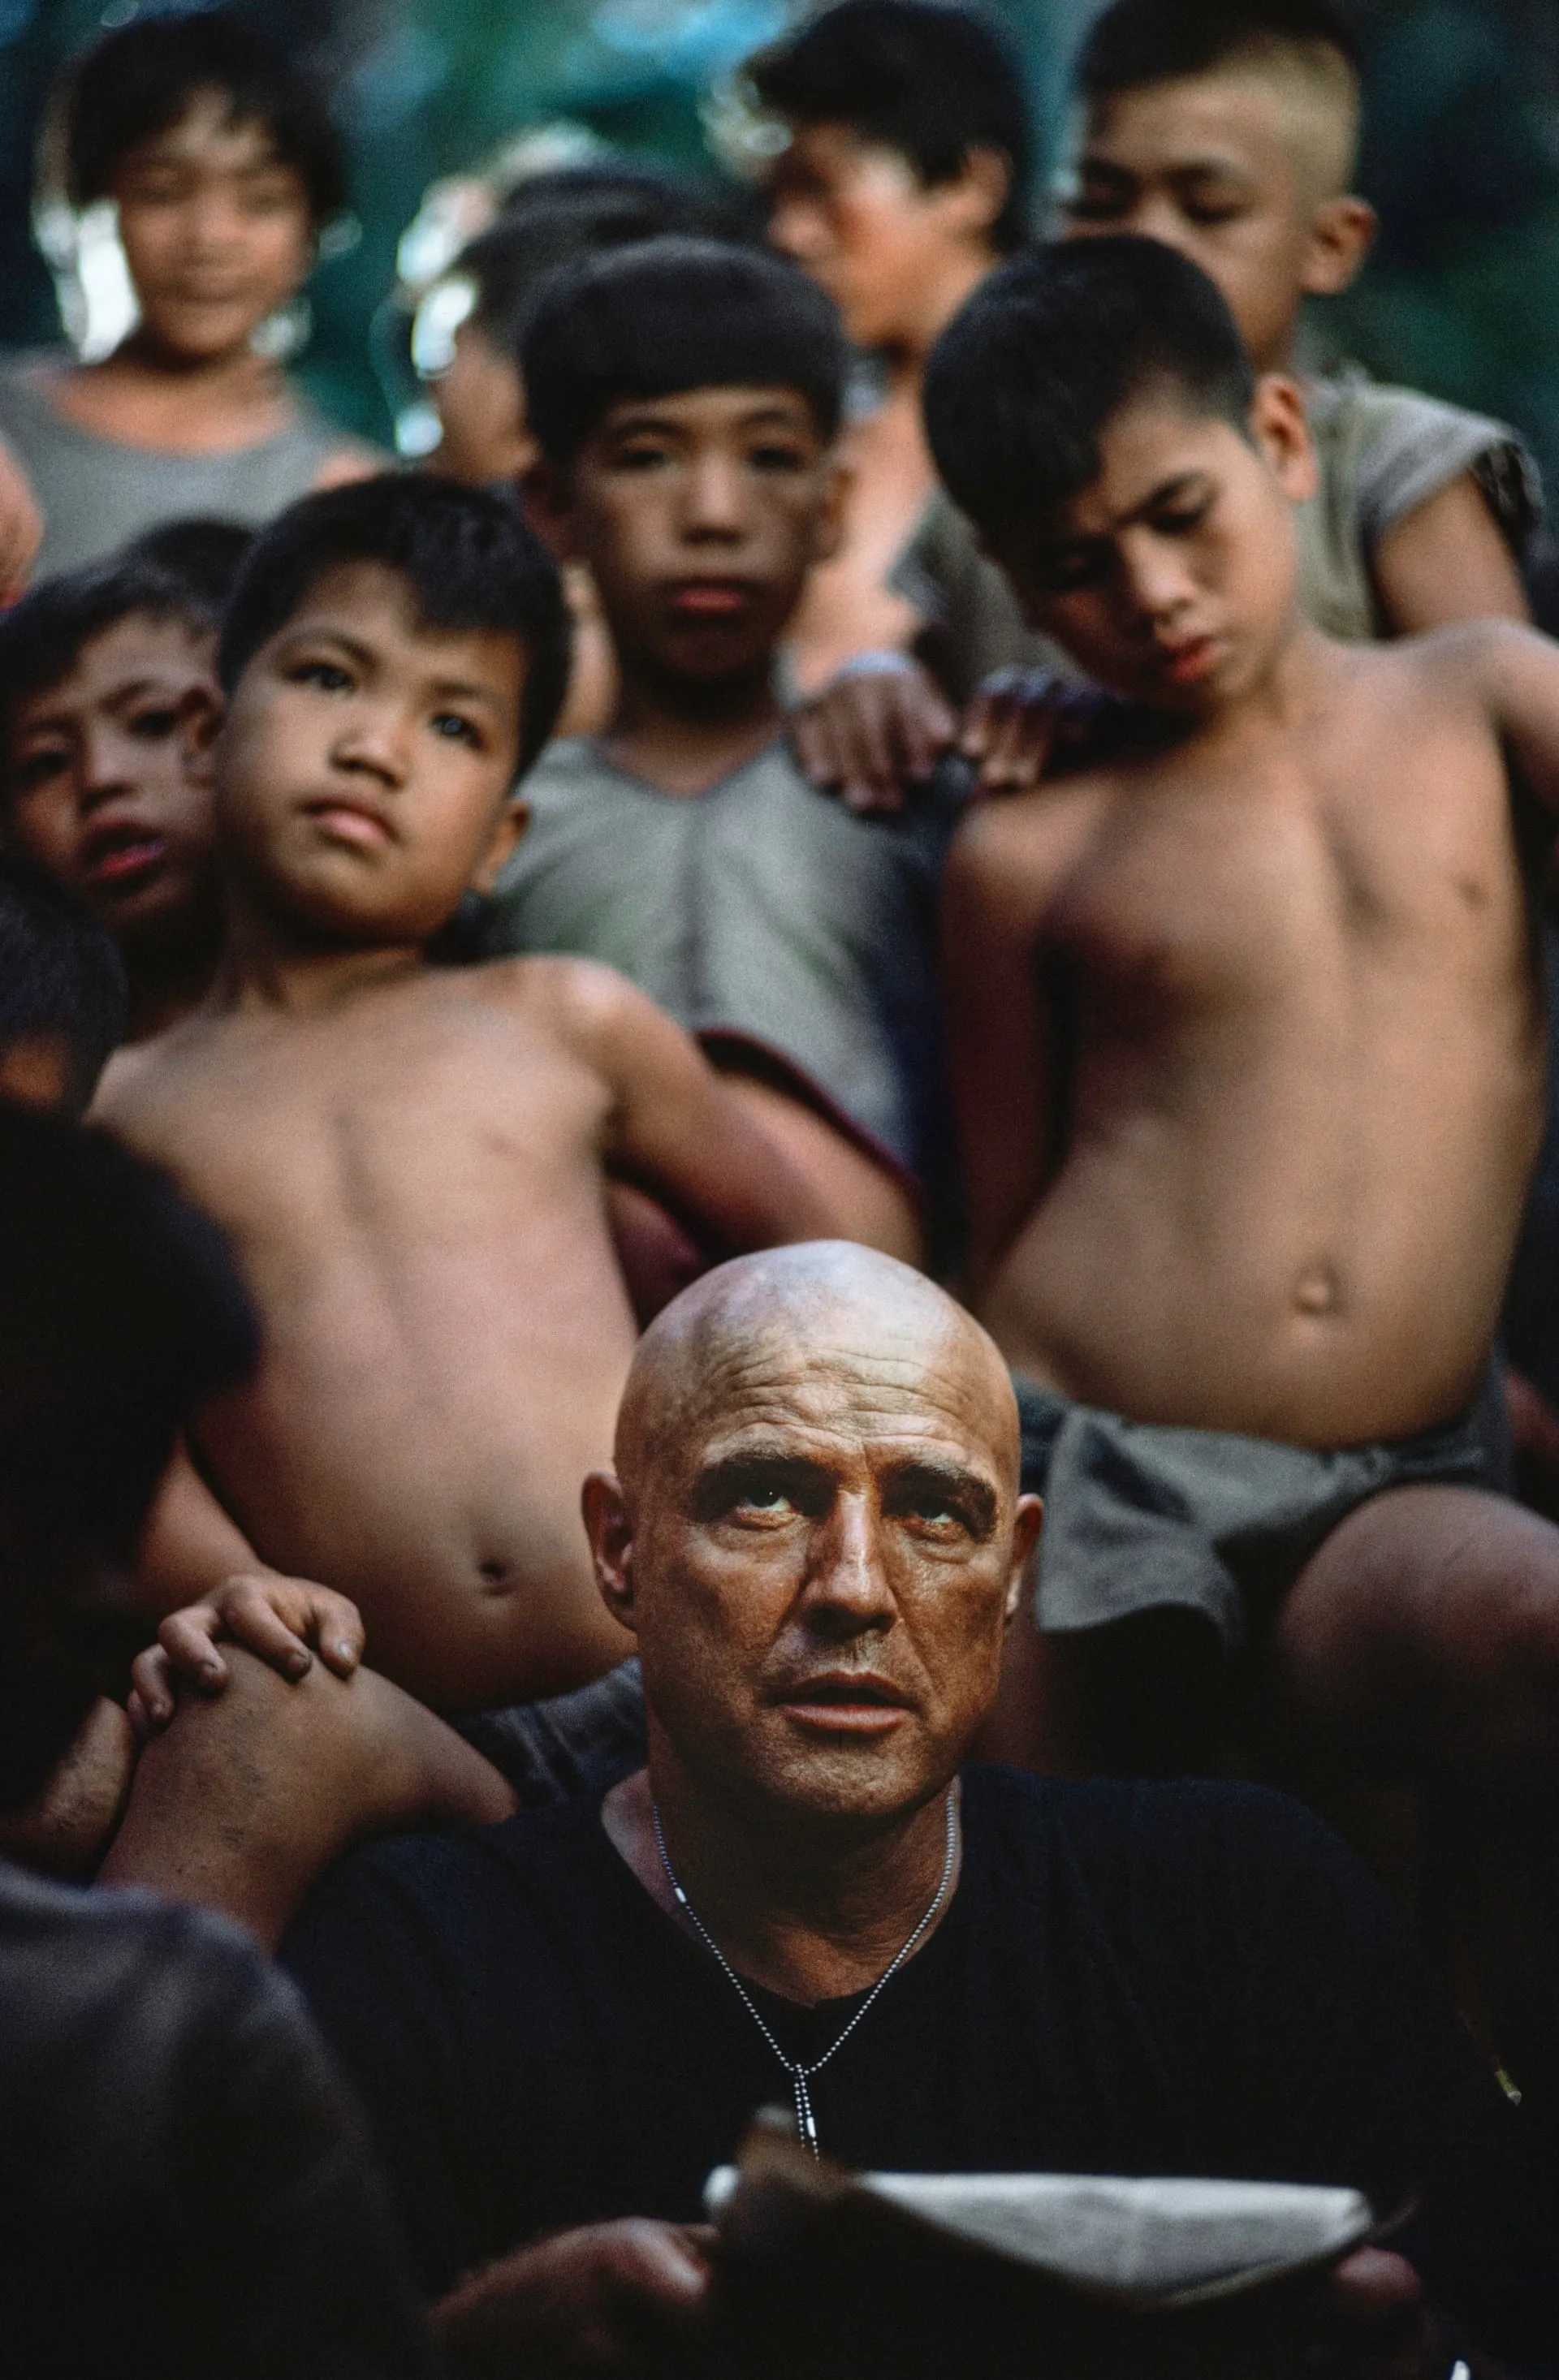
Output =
[{"x1": 0, "y1": 353, "x2": 382, "y2": 579}]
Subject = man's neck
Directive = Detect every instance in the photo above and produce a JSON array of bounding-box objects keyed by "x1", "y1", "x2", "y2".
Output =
[
  {"x1": 602, "y1": 1756, "x2": 961, "y2": 2005},
  {"x1": 600, "y1": 662, "x2": 784, "y2": 798},
  {"x1": 213, "y1": 891, "x2": 425, "y2": 1015}
]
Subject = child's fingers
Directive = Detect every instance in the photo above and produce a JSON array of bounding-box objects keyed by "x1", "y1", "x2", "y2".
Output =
[
  {"x1": 790, "y1": 702, "x2": 843, "y2": 788},
  {"x1": 127, "y1": 1645, "x2": 179, "y2": 1730},
  {"x1": 156, "y1": 1606, "x2": 232, "y2": 1690},
  {"x1": 304, "y1": 1587, "x2": 366, "y2": 1676}
]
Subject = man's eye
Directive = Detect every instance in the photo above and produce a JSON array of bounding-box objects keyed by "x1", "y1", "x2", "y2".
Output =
[
  {"x1": 291, "y1": 661, "x2": 352, "y2": 692},
  {"x1": 430, "y1": 712, "x2": 482, "y2": 747},
  {"x1": 128, "y1": 707, "x2": 181, "y2": 741}
]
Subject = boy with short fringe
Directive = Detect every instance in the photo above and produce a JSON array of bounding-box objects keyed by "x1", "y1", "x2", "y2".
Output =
[
  {"x1": 484, "y1": 235, "x2": 963, "y2": 1264},
  {"x1": 96, "y1": 473, "x2": 827, "y2": 1720},
  {"x1": 923, "y1": 235, "x2": 1559, "y2": 1881}
]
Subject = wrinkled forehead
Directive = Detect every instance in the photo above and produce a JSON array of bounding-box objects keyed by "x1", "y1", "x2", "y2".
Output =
[{"x1": 672, "y1": 1300, "x2": 1019, "y2": 1489}]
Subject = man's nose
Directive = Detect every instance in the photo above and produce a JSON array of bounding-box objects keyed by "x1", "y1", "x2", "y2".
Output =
[{"x1": 800, "y1": 1494, "x2": 897, "y2": 1630}]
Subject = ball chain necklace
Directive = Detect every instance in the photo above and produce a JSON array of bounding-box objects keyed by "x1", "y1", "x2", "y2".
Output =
[{"x1": 650, "y1": 1787, "x2": 960, "y2": 2159}]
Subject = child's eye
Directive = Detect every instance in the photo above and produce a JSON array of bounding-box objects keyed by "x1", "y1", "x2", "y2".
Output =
[
  {"x1": 1153, "y1": 501, "x2": 1213, "y2": 537},
  {"x1": 749, "y1": 442, "x2": 808, "y2": 473},
  {"x1": 11, "y1": 746, "x2": 70, "y2": 793},
  {"x1": 127, "y1": 707, "x2": 182, "y2": 742},
  {"x1": 430, "y1": 712, "x2": 482, "y2": 748},
  {"x1": 615, "y1": 443, "x2": 673, "y2": 472},
  {"x1": 1066, "y1": 192, "x2": 1129, "y2": 223},
  {"x1": 1184, "y1": 200, "x2": 1248, "y2": 227},
  {"x1": 290, "y1": 661, "x2": 353, "y2": 694}
]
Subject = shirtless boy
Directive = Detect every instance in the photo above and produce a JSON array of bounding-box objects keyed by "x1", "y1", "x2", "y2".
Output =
[
  {"x1": 921, "y1": 235, "x2": 1559, "y2": 1831},
  {"x1": 0, "y1": 556, "x2": 225, "y2": 1039},
  {"x1": 487, "y1": 235, "x2": 961, "y2": 1263},
  {"x1": 96, "y1": 474, "x2": 827, "y2": 1716}
]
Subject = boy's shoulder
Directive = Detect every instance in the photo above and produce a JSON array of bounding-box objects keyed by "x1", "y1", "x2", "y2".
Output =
[
  {"x1": 1305, "y1": 368, "x2": 1540, "y2": 554},
  {"x1": 944, "y1": 766, "x2": 1125, "y2": 918}
]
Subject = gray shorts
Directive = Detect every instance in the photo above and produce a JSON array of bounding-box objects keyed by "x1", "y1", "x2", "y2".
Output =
[{"x1": 1015, "y1": 1378, "x2": 1499, "y2": 1653}]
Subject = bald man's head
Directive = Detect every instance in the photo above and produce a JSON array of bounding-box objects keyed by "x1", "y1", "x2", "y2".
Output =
[
  {"x1": 616, "y1": 1242, "x2": 1019, "y2": 1500},
  {"x1": 586, "y1": 1244, "x2": 1039, "y2": 1826}
]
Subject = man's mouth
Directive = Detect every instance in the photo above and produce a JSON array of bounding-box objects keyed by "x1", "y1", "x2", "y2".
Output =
[
  {"x1": 300, "y1": 797, "x2": 395, "y2": 850},
  {"x1": 80, "y1": 823, "x2": 168, "y2": 890},
  {"x1": 773, "y1": 1672, "x2": 915, "y2": 1735},
  {"x1": 666, "y1": 580, "x2": 756, "y2": 618}
]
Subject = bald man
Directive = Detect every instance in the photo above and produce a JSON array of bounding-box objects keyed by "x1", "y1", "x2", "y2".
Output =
[{"x1": 106, "y1": 1247, "x2": 1557, "y2": 2374}]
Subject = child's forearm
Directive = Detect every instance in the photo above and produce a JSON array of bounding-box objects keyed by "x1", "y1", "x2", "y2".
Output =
[{"x1": 135, "y1": 1435, "x2": 269, "y2": 1618}]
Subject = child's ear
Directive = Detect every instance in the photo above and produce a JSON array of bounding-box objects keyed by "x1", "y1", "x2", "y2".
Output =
[
  {"x1": 1299, "y1": 195, "x2": 1377, "y2": 300},
  {"x1": 935, "y1": 145, "x2": 1013, "y2": 246},
  {"x1": 810, "y1": 450, "x2": 854, "y2": 567},
  {"x1": 520, "y1": 460, "x2": 578, "y2": 563},
  {"x1": 1250, "y1": 376, "x2": 1320, "y2": 505},
  {"x1": 182, "y1": 683, "x2": 225, "y2": 781},
  {"x1": 474, "y1": 795, "x2": 529, "y2": 891}
]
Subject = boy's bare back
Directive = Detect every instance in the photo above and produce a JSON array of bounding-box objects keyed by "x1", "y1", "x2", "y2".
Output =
[
  {"x1": 946, "y1": 623, "x2": 1551, "y2": 1447},
  {"x1": 101, "y1": 950, "x2": 798, "y2": 1708}
]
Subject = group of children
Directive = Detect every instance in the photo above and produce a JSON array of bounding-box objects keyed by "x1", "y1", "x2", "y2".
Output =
[{"x1": 6, "y1": 0, "x2": 1559, "y2": 2246}]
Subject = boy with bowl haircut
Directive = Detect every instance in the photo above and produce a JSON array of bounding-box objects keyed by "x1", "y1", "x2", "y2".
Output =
[
  {"x1": 96, "y1": 473, "x2": 829, "y2": 1716},
  {"x1": 921, "y1": 235, "x2": 1559, "y2": 1816},
  {"x1": 487, "y1": 235, "x2": 962, "y2": 1263},
  {"x1": 1066, "y1": 0, "x2": 1536, "y2": 642},
  {"x1": 0, "y1": 556, "x2": 226, "y2": 1041}
]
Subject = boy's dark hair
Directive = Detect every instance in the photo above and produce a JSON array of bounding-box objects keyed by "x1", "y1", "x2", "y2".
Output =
[
  {"x1": 747, "y1": 0, "x2": 1032, "y2": 252},
  {"x1": 923, "y1": 235, "x2": 1256, "y2": 550},
  {"x1": 457, "y1": 166, "x2": 757, "y2": 360},
  {"x1": 219, "y1": 475, "x2": 570, "y2": 780},
  {"x1": 124, "y1": 517, "x2": 256, "y2": 612},
  {"x1": 0, "y1": 1104, "x2": 256, "y2": 1809},
  {"x1": 0, "y1": 557, "x2": 218, "y2": 772},
  {"x1": 521, "y1": 235, "x2": 848, "y2": 469},
  {"x1": 1077, "y1": 0, "x2": 1360, "y2": 98},
  {"x1": 0, "y1": 855, "x2": 128, "y2": 1114},
  {"x1": 58, "y1": 6, "x2": 346, "y2": 226}
]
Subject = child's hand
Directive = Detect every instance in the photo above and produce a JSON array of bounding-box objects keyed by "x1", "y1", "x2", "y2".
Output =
[
  {"x1": 789, "y1": 653, "x2": 956, "y2": 813},
  {"x1": 128, "y1": 1570, "x2": 365, "y2": 1733},
  {"x1": 960, "y1": 666, "x2": 1118, "y2": 792}
]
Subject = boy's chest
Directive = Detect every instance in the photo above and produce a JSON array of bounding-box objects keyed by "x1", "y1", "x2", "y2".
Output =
[{"x1": 1039, "y1": 727, "x2": 1528, "y2": 1024}]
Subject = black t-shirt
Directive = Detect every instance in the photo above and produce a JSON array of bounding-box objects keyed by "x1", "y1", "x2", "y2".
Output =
[
  {"x1": 283, "y1": 1768, "x2": 1558, "y2": 2360},
  {"x1": 0, "y1": 1859, "x2": 435, "y2": 2380}
]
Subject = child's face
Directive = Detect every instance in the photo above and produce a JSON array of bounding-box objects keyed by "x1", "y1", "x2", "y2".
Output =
[
  {"x1": 1067, "y1": 77, "x2": 1364, "y2": 372},
  {"x1": 215, "y1": 561, "x2": 527, "y2": 944},
  {"x1": 433, "y1": 320, "x2": 534, "y2": 485},
  {"x1": 539, "y1": 386, "x2": 845, "y2": 693},
  {"x1": 994, "y1": 379, "x2": 1316, "y2": 714},
  {"x1": 767, "y1": 123, "x2": 995, "y2": 350},
  {"x1": 110, "y1": 89, "x2": 314, "y2": 363},
  {"x1": 6, "y1": 613, "x2": 221, "y2": 943}
]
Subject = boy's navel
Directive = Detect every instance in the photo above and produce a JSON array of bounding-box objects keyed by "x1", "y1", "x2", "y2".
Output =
[{"x1": 1293, "y1": 1265, "x2": 1341, "y2": 1317}]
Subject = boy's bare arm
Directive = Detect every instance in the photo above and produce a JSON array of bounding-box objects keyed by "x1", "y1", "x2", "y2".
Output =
[
  {"x1": 1465, "y1": 620, "x2": 1559, "y2": 815},
  {"x1": 546, "y1": 962, "x2": 836, "y2": 1253},
  {"x1": 940, "y1": 800, "x2": 1069, "y2": 1287},
  {"x1": 1373, "y1": 476, "x2": 1531, "y2": 636}
]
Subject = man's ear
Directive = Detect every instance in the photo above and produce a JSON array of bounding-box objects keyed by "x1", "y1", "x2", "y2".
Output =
[
  {"x1": 582, "y1": 1470, "x2": 640, "y2": 1633},
  {"x1": 1004, "y1": 1494, "x2": 1043, "y2": 1624},
  {"x1": 1249, "y1": 374, "x2": 1319, "y2": 505},
  {"x1": 473, "y1": 795, "x2": 528, "y2": 891},
  {"x1": 810, "y1": 449, "x2": 853, "y2": 567},
  {"x1": 520, "y1": 459, "x2": 578, "y2": 563},
  {"x1": 1299, "y1": 194, "x2": 1376, "y2": 300}
]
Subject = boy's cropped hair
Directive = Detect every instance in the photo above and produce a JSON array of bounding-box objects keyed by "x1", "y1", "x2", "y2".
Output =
[
  {"x1": 520, "y1": 235, "x2": 849, "y2": 470},
  {"x1": 57, "y1": 6, "x2": 347, "y2": 226},
  {"x1": 0, "y1": 855, "x2": 128, "y2": 1114},
  {"x1": 219, "y1": 476, "x2": 571, "y2": 780},
  {"x1": 458, "y1": 166, "x2": 757, "y2": 361},
  {"x1": 1077, "y1": 0, "x2": 1361, "y2": 97},
  {"x1": 0, "y1": 557, "x2": 218, "y2": 774},
  {"x1": 747, "y1": 0, "x2": 1033, "y2": 252},
  {"x1": 125, "y1": 517, "x2": 256, "y2": 613},
  {"x1": 922, "y1": 235, "x2": 1256, "y2": 546}
]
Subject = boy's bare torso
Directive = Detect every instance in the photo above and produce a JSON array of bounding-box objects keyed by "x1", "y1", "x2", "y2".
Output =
[
  {"x1": 952, "y1": 631, "x2": 1547, "y2": 1447},
  {"x1": 99, "y1": 958, "x2": 644, "y2": 1710}
]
